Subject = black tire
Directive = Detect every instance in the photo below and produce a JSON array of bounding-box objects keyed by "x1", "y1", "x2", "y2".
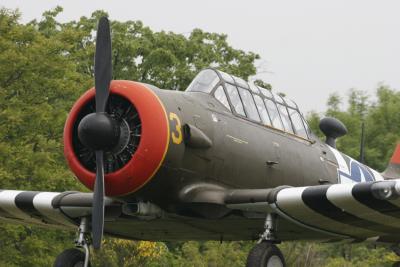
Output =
[
  {"x1": 392, "y1": 262, "x2": 400, "y2": 267},
  {"x1": 246, "y1": 242, "x2": 285, "y2": 267},
  {"x1": 53, "y1": 248, "x2": 90, "y2": 267}
]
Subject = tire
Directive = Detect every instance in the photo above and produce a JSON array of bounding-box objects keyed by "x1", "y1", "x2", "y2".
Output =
[
  {"x1": 246, "y1": 242, "x2": 285, "y2": 267},
  {"x1": 53, "y1": 248, "x2": 90, "y2": 267},
  {"x1": 393, "y1": 262, "x2": 400, "y2": 267}
]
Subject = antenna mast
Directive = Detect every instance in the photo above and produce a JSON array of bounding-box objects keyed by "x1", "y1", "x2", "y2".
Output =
[{"x1": 359, "y1": 122, "x2": 365, "y2": 163}]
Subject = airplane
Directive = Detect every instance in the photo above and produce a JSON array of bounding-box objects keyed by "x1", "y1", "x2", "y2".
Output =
[{"x1": 1, "y1": 16, "x2": 400, "y2": 267}]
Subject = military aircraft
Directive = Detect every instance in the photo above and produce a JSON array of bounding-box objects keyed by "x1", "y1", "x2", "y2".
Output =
[{"x1": 1, "y1": 16, "x2": 400, "y2": 267}]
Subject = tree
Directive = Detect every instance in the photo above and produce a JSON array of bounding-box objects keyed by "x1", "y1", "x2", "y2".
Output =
[{"x1": 254, "y1": 79, "x2": 272, "y2": 90}]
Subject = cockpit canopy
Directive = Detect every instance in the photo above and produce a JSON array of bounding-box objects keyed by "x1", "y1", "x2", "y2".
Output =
[{"x1": 186, "y1": 69, "x2": 310, "y2": 139}]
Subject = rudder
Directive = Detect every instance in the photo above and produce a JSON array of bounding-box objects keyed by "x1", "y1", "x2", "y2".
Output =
[{"x1": 382, "y1": 144, "x2": 400, "y2": 180}]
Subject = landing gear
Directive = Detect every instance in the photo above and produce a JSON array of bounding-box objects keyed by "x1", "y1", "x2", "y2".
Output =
[
  {"x1": 259, "y1": 213, "x2": 277, "y2": 242},
  {"x1": 246, "y1": 213, "x2": 286, "y2": 267},
  {"x1": 54, "y1": 218, "x2": 91, "y2": 267},
  {"x1": 246, "y1": 242, "x2": 285, "y2": 267},
  {"x1": 53, "y1": 248, "x2": 88, "y2": 267}
]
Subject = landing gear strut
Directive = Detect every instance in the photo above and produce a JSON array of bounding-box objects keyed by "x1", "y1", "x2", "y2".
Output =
[
  {"x1": 246, "y1": 213, "x2": 286, "y2": 267},
  {"x1": 259, "y1": 213, "x2": 277, "y2": 242},
  {"x1": 53, "y1": 217, "x2": 91, "y2": 267}
]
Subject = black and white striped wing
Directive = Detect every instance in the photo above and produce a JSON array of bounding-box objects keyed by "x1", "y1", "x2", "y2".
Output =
[
  {"x1": 0, "y1": 190, "x2": 120, "y2": 230},
  {"x1": 272, "y1": 180, "x2": 400, "y2": 241}
]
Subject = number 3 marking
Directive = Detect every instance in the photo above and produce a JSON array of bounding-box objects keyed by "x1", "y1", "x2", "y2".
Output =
[{"x1": 169, "y1": 112, "x2": 182, "y2": 144}]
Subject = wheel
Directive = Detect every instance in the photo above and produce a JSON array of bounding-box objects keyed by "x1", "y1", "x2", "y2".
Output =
[
  {"x1": 393, "y1": 262, "x2": 400, "y2": 267},
  {"x1": 53, "y1": 248, "x2": 90, "y2": 267},
  {"x1": 246, "y1": 242, "x2": 285, "y2": 267}
]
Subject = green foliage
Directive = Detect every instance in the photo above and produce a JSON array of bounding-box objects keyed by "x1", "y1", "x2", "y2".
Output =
[
  {"x1": 308, "y1": 85, "x2": 400, "y2": 171},
  {"x1": 161, "y1": 241, "x2": 252, "y2": 267},
  {"x1": 91, "y1": 239, "x2": 168, "y2": 267},
  {"x1": 1, "y1": 5, "x2": 400, "y2": 267},
  {"x1": 254, "y1": 79, "x2": 272, "y2": 90},
  {"x1": 280, "y1": 242, "x2": 398, "y2": 267}
]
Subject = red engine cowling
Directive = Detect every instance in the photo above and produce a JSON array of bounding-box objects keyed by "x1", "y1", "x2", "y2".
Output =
[{"x1": 63, "y1": 80, "x2": 170, "y2": 197}]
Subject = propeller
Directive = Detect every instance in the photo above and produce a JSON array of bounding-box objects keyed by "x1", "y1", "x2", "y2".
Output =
[
  {"x1": 77, "y1": 17, "x2": 120, "y2": 249},
  {"x1": 94, "y1": 17, "x2": 112, "y2": 114}
]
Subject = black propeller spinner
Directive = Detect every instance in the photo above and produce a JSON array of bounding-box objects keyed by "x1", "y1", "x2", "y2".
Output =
[{"x1": 77, "y1": 17, "x2": 118, "y2": 250}]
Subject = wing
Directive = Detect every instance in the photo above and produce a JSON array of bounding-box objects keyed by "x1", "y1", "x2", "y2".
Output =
[
  {"x1": 4, "y1": 181, "x2": 400, "y2": 243},
  {"x1": 224, "y1": 180, "x2": 400, "y2": 242},
  {"x1": 0, "y1": 190, "x2": 122, "y2": 230}
]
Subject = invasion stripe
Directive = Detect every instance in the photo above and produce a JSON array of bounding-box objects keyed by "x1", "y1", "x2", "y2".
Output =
[
  {"x1": 352, "y1": 183, "x2": 400, "y2": 218},
  {"x1": 327, "y1": 184, "x2": 400, "y2": 230},
  {"x1": 15, "y1": 191, "x2": 41, "y2": 217},
  {"x1": 0, "y1": 190, "x2": 38, "y2": 222},
  {"x1": 32, "y1": 192, "x2": 74, "y2": 228},
  {"x1": 14, "y1": 191, "x2": 70, "y2": 227},
  {"x1": 0, "y1": 190, "x2": 75, "y2": 228},
  {"x1": 271, "y1": 202, "x2": 350, "y2": 239},
  {"x1": 0, "y1": 190, "x2": 15, "y2": 218},
  {"x1": 302, "y1": 185, "x2": 400, "y2": 234},
  {"x1": 276, "y1": 187, "x2": 375, "y2": 237}
]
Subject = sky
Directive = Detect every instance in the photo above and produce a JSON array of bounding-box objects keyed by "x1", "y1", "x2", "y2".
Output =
[{"x1": 2, "y1": 0, "x2": 400, "y2": 113}]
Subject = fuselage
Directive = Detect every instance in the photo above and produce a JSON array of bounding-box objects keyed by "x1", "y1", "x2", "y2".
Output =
[
  {"x1": 135, "y1": 86, "x2": 384, "y2": 210},
  {"x1": 62, "y1": 69, "x2": 386, "y2": 241}
]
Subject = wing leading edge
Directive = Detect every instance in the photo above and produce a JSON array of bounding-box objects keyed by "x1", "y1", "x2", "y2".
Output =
[
  {"x1": 0, "y1": 190, "x2": 122, "y2": 230},
  {"x1": 265, "y1": 180, "x2": 400, "y2": 242}
]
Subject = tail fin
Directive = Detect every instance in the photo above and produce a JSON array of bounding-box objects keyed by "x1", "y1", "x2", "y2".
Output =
[{"x1": 382, "y1": 144, "x2": 400, "y2": 180}]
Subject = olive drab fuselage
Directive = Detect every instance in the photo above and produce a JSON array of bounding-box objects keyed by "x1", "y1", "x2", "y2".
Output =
[
  {"x1": 128, "y1": 70, "x2": 384, "y2": 217},
  {"x1": 133, "y1": 89, "x2": 334, "y2": 204}
]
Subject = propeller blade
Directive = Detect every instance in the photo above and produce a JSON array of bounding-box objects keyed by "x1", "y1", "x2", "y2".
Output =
[
  {"x1": 94, "y1": 17, "x2": 112, "y2": 113},
  {"x1": 92, "y1": 150, "x2": 105, "y2": 249},
  {"x1": 91, "y1": 16, "x2": 112, "y2": 250}
]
